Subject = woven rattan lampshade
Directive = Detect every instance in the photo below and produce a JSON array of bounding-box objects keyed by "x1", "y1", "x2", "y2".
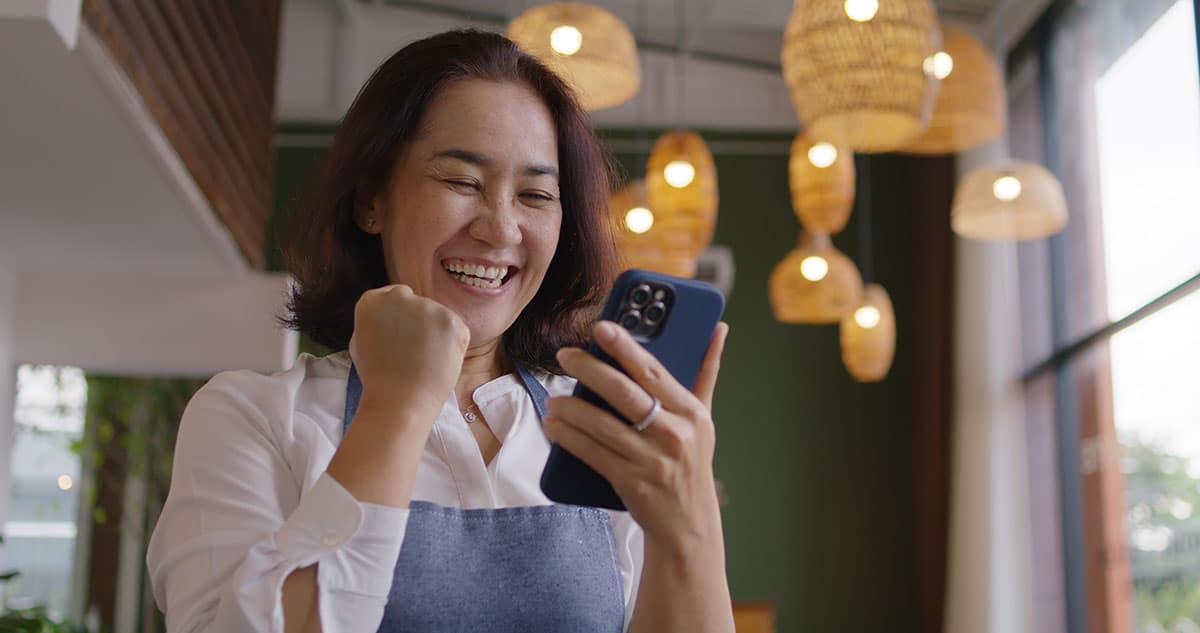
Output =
[
  {"x1": 769, "y1": 231, "x2": 864, "y2": 323},
  {"x1": 781, "y1": 0, "x2": 941, "y2": 152},
  {"x1": 952, "y1": 160, "x2": 1068, "y2": 240},
  {"x1": 643, "y1": 130, "x2": 718, "y2": 270},
  {"x1": 789, "y1": 132, "x2": 856, "y2": 234},
  {"x1": 609, "y1": 179, "x2": 698, "y2": 277},
  {"x1": 840, "y1": 283, "x2": 896, "y2": 382},
  {"x1": 507, "y1": 3, "x2": 640, "y2": 111},
  {"x1": 903, "y1": 24, "x2": 1006, "y2": 154}
]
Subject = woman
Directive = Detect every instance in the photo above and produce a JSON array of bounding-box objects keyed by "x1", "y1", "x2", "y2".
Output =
[{"x1": 147, "y1": 30, "x2": 733, "y2": 633}]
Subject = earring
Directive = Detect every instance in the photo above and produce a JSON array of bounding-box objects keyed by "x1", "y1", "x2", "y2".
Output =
[{"x1": 365, "y1": 216, "x2": 376, "y2": 231}]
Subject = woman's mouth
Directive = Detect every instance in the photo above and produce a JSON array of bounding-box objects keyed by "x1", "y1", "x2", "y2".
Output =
[{"x1": 443, "y1": 261, "x2": 517, "y2": 290}]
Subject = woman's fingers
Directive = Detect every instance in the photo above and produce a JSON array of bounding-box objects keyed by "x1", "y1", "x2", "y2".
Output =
[
  {"x1": 588, "y1": 321, "x2": 698, "y2": 413},
  {"x1": 542, "y1": 413, "x2": 633, "y2": 486},
  {"x1": 555, "y1": 347, "x2": 660, "y2": 426},
  {"x1": 545, "y1": 395, "x2": 655, "y2": 462},
  {"x1": 692, "y1": 322, "x2": 729, "y2": 412}
]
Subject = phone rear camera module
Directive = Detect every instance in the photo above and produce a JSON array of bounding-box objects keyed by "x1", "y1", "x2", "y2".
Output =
[
  {"x1": 628, "y1": 284, "x2": 653, "y2": 309},
  {"x1": 644, "y1": 302, "x2": 666, "y2": 324},
  {"x1": 619, "y1": 310, "x2": 642, "y2": 330}
]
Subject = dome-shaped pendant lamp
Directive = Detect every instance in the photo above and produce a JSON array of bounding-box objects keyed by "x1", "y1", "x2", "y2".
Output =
[
  {"x1": 902, "y1": 24, "x2": 1006, "y2": 154},
  {"x1": 951, "y1": 160, "x2": 1068, "y2": 240},
  {"x1": 789, "y1": 132, "x2": 856, "y2": 234},
  {"x1": 840, "y1": 283, "x2": 896, "y2": 382},
  {"x1": 781, "y1": 0, "x2": 942, "y2": 152},
  {"x1": 769, "y1": 231, "x2": 864, "y2": 323},
  {"x1": 609, "y1": 179, "x2": 698, "y2": 277},
  {"x1": 507, "y1": 3, "x2": 641, "y2": 111},
  {"x1": 643, "y1": 130, "x2": 719, "y2": 274}
]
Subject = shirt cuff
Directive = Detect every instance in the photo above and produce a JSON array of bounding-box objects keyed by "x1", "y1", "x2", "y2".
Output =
[{"x1": 276, "y1": 473, "x2": 410, "y2": 597}]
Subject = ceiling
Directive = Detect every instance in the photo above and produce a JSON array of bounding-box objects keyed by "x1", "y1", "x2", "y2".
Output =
[
  {"x1": 374, "y1": 0, "x2": 1033, "y2": 71},
  {"x1": 0, "y1": 18, "x2": 245, "y2": 281}
]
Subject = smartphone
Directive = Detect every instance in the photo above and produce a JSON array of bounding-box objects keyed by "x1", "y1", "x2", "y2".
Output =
[{"x1": 540, "y1": 269, "x2": 726, "y2": 510}]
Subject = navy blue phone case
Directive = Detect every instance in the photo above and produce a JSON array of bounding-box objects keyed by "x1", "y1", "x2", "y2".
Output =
[{"x1": 539, "y1": 269, "x2": 726, "y2": 510}]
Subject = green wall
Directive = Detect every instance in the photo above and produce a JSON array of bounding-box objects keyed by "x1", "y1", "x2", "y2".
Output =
[{"x1": 270, "y1": 125, "x2": 921, "y2": 632}]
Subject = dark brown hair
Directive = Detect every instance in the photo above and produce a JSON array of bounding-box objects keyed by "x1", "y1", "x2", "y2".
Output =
[{"x1": 279, "y1": 29, "x2": 618, "y2": 372}]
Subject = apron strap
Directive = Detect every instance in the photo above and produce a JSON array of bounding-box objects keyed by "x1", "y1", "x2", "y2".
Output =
[
  {"x1": 514, "y1": 365, "x2": 551, "y2": 421},
  {"x1": 344, "y1": 362, "x2": 550, "y2": 434}
]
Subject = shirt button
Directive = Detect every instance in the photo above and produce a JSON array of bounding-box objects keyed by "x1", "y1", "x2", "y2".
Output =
[{"x1": 321, "y1": 529, "x2": 341, "y2": 547}]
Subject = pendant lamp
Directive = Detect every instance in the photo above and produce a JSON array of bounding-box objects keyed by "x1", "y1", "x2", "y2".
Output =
[
  {"x1": 789, "y1": 132, "x2": 856, "y2": 234},
  {"x1": 951, "y1": 160, "x2": 1068, "y2": 240},
  {"x1": 507, "y1": 3, "x2": 641, "y2": 111},
  {"x1": 840, "y1": 283, "x2": 896, "y2": 382},
  {"x1": 643, "y1": 130, "x2": 719, "y2": 275},
  {"x1": 902, "y1": 24, "x2": 1006, "y2": 154},
  {"x1": 609, "y1": 179, "x2": 697, "y2": 277},
  {"x1": 781, "y1": 0, "x2": 942, "y2": 152},
  {"x1": 769, "y1": 231, "x2": 864, "y2": 324}
]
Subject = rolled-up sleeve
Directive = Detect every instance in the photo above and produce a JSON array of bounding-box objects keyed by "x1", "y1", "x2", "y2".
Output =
[{"x1": 146, "y1": 372, "x2": 408, "y2": 633}]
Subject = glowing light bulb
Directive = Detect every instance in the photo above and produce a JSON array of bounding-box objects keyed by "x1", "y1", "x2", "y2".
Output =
[
  {"x1": 58, "y1": 474, "x2": 73, "y2": 491},
  {"x1": 854, "y1": 306, "x2": 881, "y2": 329},
  {"x1": 844, "y1": 0, "x2": 879, "y2": 22},
  {"x1": 993, "y1": 175, "x2": 1023, "y2": 201},
  {"x1": 550, "y1": 25, "x2": 583, "y2": 55},
  {"x1": 808, "y1": 142, "x2": 838, "y2": 168},
  {"x1": 625, "y1": 207, "x2": 654, "y2": 234},
  {"x1": 800, "y1": 256, "x2": 829, "y2": 281},
  {"x1": 924, "y1": 51, "x2": 954, "y2": 79},
  {"x1": 663, "y1": 160, "x2": 696, "y2": 188}
]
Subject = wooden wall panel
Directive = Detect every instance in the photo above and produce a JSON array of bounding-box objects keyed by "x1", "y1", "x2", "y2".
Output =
[{"x1": 82, "y1": 0, "x2": 282, "y2": 268}]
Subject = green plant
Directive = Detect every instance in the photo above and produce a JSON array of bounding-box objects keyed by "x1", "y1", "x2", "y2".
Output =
[
  {"x1": 0, "y1": 605, "x2": 86, "y2": 633},
  {"x1": 0, "y1": 537, "x2": 84, "y2": 633}
]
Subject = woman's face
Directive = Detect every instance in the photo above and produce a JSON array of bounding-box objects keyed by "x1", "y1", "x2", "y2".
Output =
[{"x1": 367, "y1": 79, "x2": 562, "y2": 348}]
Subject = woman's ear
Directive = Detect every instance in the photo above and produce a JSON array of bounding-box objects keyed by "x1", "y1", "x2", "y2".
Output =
[{"x1": 353, "y1": 190, "x2": 383, "y2": 234}]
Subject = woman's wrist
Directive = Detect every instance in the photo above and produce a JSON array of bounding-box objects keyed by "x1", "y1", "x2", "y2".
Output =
[
  {"x1": 356, "y1": 385, "x2": 443, "y2": 430},
  {"x1": 644, "y1": 499, "x2": 726, "y2": 566}
]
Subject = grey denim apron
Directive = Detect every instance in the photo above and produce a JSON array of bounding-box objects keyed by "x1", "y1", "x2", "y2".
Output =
[{"x1": 343, "y1": 364, "x2": 626, "y2": 633}]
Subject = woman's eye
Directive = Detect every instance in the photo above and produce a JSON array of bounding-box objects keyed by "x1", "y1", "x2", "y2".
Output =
[
  {"x1": 445, "y1": 179, "x2": 480, "y2": 191},
  {"x1": 521, "y1": 191, "x2": 555, "y2": 202}
]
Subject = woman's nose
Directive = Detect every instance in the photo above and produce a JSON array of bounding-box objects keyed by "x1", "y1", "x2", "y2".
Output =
[{"x1": 468, "y1": 195, "x2": 522, "y2": 247}]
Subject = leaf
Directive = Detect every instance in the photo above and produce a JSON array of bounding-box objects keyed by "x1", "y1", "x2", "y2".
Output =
[{"x1": 0, "y1": 570, "x2": 18, "y2": 581}]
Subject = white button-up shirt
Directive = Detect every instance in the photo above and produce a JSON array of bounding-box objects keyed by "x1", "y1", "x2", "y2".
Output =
[{"x1": 147, "y1": 351, "x2": 644, "y2": 632}]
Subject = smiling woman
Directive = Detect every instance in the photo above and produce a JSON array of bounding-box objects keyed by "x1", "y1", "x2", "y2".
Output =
[
  {"x1": 145, "y1": 29, "x2": 734, "y2": 633},
  {"x1": 278, "y1": 32, "x2": 616, "y2": 371}
]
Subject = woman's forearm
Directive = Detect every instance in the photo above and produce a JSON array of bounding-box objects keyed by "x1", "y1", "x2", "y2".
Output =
[
  {"x1": 281, "y1": 393, "x2": 435, "y2": 633},
  {"x1": 325, "y1": 391, "x2": 433, "y2": 507},
  {"x1": 627, "y1": 512, "x2": 735, "y2": 633},
  {"x1": 283, "y1": 565, "x2": 321, "y2": 633}
]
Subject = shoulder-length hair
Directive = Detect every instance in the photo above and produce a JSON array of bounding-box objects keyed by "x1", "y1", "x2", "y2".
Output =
[{"x1": 279, "y1": 29, "x2": 619, "y2": 373}]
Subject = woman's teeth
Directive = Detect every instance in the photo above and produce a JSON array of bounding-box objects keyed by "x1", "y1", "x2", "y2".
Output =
[
  {"x1": 451, "y1": 273, "x2": 503, "y2": 289},
  {"x1": 444, "y1": 262, "x2": 509, "y2": 289}
]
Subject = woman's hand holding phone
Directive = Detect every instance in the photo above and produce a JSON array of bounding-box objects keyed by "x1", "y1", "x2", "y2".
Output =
[{"x1": 544, "y1": 319, "x2": 730, "y2": 554}]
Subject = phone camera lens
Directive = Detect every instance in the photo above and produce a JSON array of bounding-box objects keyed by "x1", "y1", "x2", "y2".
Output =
[
  {"x1": 628, "y1": 284, "x2": 653, "y2": 309},
  {"x1": 644, "y1": 302, "x2": 666, "y2": 324},
  {"x1": 619, "y1": 311, "x2": 641, "y2": 330}
]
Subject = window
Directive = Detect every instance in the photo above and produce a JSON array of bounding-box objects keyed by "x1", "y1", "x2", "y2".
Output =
[
  {"x1": 3, "y1": 366, "x2": 86, "y2": 618},
  {"x1": 1015, "y1": 0, "x2": 1200, "y2": 631}
]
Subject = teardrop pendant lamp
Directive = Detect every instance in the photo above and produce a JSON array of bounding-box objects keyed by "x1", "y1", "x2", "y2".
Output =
[
  {"x1": 507, "y1": 3, "x2": 641, "y2": 111},
  {"x1": 769, "y1": 231, "x2": 864, "y2": 324},
  {"x1": 902, "y1": 24, "x2": 1007, "y2": 154},
  {"x1": 840, "y1": 283, "x2": 896, "y2": 382},
  {"x1": 609, "y1": 179, "x2": 698, "y2": 277},
  {"x1": 781, "y1": 0, "x2": 942, "y2": 152},
  {"x1": 951, "y1": 160, "x2": 1068, "y2": 240},
  {"x1": 643, "y1": 130, "x2": 719, "y2": 276},
  {"x1": 789, "y1": 132, "x2": 856, "y2": 234}
]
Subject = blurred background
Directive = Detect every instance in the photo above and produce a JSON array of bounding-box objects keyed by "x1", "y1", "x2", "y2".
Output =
[{"x1": 1, "y1": 0, "x2": 1198, "y2": 632}]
